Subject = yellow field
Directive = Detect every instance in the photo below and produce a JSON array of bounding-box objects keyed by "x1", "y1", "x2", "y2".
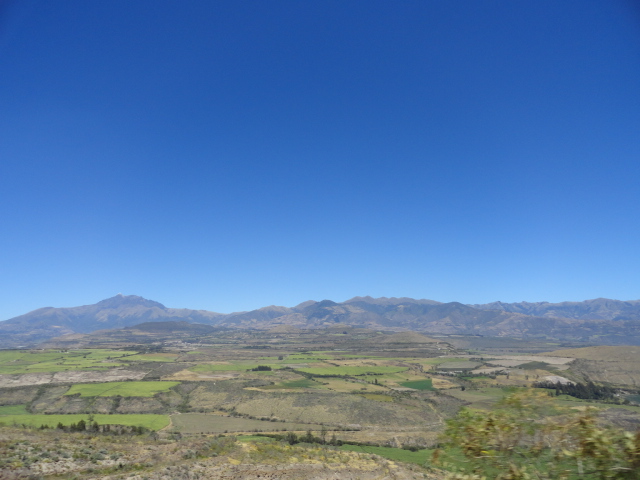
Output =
[{"x1": 320, "y1": 378, "x2": 388, "y2": 393}]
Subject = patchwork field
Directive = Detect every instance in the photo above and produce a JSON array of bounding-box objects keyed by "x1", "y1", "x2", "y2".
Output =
[
  {"x1": 0, "y1": 349, "x2": 136, "y2": 374},
  {"x1": 1, "y1": 327, "x2": 639, "y2": 480},
  {"x1": 1, "y1": 329, "x2": 637, "y2": 446}
]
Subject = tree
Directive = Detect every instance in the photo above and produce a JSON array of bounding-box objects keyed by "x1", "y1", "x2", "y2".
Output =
[
  {"x1": 301, "y1": 429, "x2": 315, "y2": 443},
  {"x1": 320, "y1": 425, "x2": 328, "y2": 444}
]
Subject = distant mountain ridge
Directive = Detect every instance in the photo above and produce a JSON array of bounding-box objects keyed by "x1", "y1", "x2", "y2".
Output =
[
  {"x1": 1, "y1": 294, "x2": 639, "y2": 348},
  {"x1": 0, "y1": 294, "x2": 224, "y2": 347},
  {"x1": 471, "y1": 298, "x2": 640, "y2": 321}
]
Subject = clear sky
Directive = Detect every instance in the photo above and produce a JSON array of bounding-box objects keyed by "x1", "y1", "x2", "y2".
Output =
[{"x1": 1, "y1": 0, "x2": 639, "y2": 319}]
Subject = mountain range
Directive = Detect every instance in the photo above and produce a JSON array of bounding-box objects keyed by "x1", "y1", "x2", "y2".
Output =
[{"x1": 1, "y1": 294, "x2": 639, "y2": 348}]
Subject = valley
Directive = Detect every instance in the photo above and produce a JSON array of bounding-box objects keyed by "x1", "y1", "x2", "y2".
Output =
[{"x1": 1, "y1": 323, "x2": 639, "y2": 478}]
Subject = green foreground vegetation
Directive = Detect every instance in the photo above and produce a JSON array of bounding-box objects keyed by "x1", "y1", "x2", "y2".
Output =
[{"x1": 437, "y1": 390, "x2": 640, "y2": 479}]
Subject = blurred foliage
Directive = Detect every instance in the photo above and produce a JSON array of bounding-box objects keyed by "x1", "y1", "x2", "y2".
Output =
[{"x1": 436, "y1": 390, "x2": 640, "y2": 479}]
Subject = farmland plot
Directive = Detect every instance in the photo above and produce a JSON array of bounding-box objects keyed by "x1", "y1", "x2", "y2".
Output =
[
  {"x1": 0, "y1": 349, "x2": 136, "y2": 374},
  {"x1": 65, "y1": 381, "x2": 180, "y2": 397},
  {"x1": 170, "y1": 413, "x2": 324, "y2": 434},
  {"x1": 0, "y1": 413, "x2": 170, "y2": 430},
  {"x1": 296, "y1": 365, "x2": 407, "y2": 376}
]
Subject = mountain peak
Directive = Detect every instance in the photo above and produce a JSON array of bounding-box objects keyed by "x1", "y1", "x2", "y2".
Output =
[{"x1": 95, "y1": 295, "x2": 165, "y2": 310}]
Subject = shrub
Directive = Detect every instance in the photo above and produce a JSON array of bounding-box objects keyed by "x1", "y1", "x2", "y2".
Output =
[{"x1": 438, "y1": 390, "x2": 640, "y2": 479}]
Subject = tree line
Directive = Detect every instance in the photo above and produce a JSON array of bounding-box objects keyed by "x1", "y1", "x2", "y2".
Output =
[{"x1": 533, "y1": 380, "x2": 618, "y2": 401}]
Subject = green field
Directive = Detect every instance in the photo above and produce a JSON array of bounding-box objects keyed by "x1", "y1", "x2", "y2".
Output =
[
  {"x1": 0, "y1": 349, "x2": 136, "y2": 374},
  {"x1": 64, "y1": 381, "x2": 180, "y2": 397},
  {"x1": 0, "y1": 414, "x2": 169, "y2": 430},
  {"x1": 296, "y1": 366, "x2": 407, "y2": 376},
  {"x1": 0, "y1": 405, "x2": 29, "y2": 415},
  {"x1": 285, "y1": 353, "x2": 333, "y2": 361},
  {"x1": 191, "y1": 362, "x2": 270, "y2": 372},
  {"x1": 125, "y1": 353, "x2": 179, "y2": 362},
  {"x1": 317, "y1": 351, "x2": 384, "y2": 359},
  {"x1": 400, "y1": 379, "x2": 434, "y2": 390},
  {"x1": 340, "y1": 444, "x2": 430, "y2": 465}
]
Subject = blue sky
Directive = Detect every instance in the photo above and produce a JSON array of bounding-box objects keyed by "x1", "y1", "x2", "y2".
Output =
[{"x1": 1, "y1": 0, "x2": 639, "y2": 319}]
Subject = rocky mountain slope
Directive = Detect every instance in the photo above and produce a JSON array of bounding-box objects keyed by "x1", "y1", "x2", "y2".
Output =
[{"x1": 2, "y1": 294, "x2": 640, "y2": 348}]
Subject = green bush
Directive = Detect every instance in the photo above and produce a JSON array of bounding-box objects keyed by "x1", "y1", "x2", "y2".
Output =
[{"x1": 437, "y1": 390, "x2": 640, "y2": 479}]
